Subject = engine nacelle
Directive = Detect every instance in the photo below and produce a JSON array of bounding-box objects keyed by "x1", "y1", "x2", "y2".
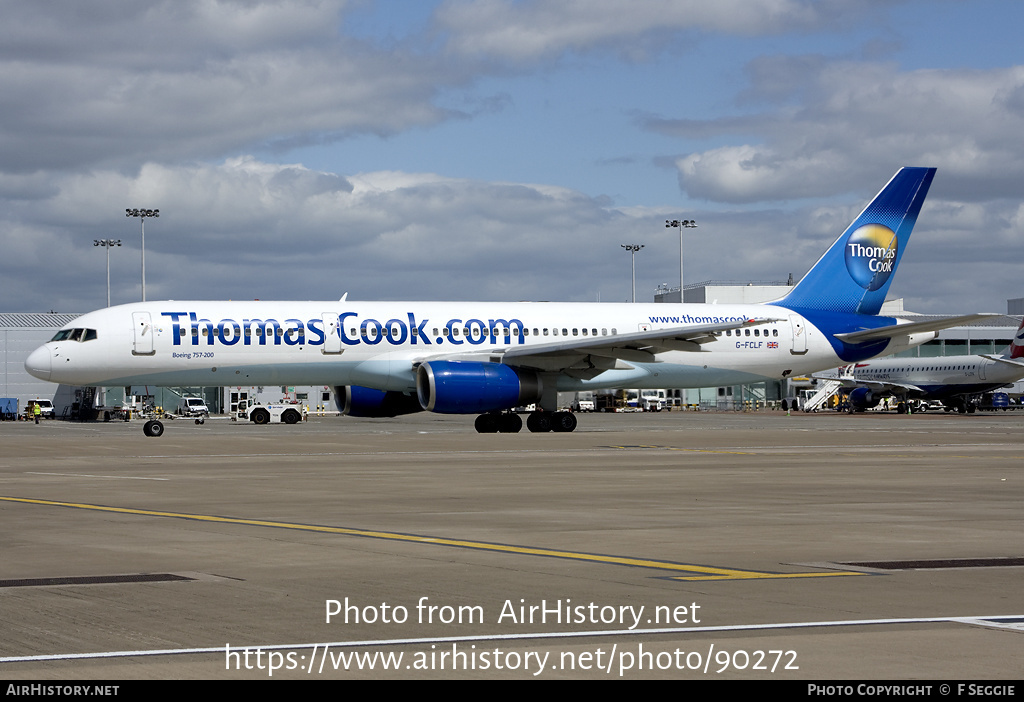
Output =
[
  {"x1": 416, "y1": 361, "x2": 542, "y2": 414},
  {"x1": 847, "y1": 387, "x2": 881, "y2": 410},
  {"x1": 335, "y1": 386, "x2": 423, "y2": 418}
]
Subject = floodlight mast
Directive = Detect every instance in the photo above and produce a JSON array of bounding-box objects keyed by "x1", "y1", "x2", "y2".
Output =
[
  {"x1": 125, "y1": 208, "x2": 159, "y2": 301},
  {"x1": 665, "y1": 219, "x2": 697, "y2": 301},
  {"x1": 621, "y1": 243, "x2": 644, "y2": 303},
  {"x1": 93, "y1": 238, "x2": 121, "y2": 307}
]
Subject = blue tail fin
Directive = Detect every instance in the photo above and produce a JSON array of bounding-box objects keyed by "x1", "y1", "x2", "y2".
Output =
[{"x1": 772, "y1": 167, "x2": 936, "y2": 315}]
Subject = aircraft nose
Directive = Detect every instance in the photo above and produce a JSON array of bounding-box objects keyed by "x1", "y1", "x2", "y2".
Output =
[{"x1": 25, "y1": 345, "x2": 51, "y2": 381}]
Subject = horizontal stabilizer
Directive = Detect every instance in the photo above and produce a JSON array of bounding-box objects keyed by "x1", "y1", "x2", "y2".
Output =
[
  {"x1": 833, "y1": 313, "x2": 999, "y2": 344},
  {"x1": 982, "y1": 354, "x2": 1024, "y2": 368}
]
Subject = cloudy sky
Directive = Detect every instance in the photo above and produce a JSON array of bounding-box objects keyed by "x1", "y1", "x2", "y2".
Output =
[{"x1": 4, "y1": 0, "x2": 1023, "y2": 314}]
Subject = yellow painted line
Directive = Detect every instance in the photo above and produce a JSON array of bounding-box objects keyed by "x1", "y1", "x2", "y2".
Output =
[{"x1": 0, "y1": 496, "x2": 864, "y2": 582}]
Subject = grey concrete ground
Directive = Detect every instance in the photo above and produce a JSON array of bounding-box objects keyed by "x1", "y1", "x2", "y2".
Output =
[{"x1": 0, "y1": 409, "x2": 1022, "y2": 679}]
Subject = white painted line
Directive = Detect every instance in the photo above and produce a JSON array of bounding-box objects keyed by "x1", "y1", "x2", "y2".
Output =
[{"x1": 26, "y1": 472, "x2": 169, "y2": 481}]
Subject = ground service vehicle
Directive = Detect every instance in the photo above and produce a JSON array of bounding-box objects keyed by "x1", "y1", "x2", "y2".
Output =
[
  {"x1": 176, "y1": 396, "x2": 210, "y2": 418},
  {"x1": 236, "y1": 398, "x2": 304, "y2": 425}
]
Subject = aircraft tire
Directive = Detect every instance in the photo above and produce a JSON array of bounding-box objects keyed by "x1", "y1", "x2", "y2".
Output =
[
  {"x1": 551, "y1": 411, "x2": 578, "y2": 433},
  {"x1": 474, "y1": 413, "x2": 499, "y2": 433},
  {"x1": 498, "y1": 413, "x2": 523, "y2": 433},
  {"x1": 526, "y1": 412, "x2": 552, "y2": 433},
  {"x1": 143, "y1": 420, "x2": 164, "y2": 438}
]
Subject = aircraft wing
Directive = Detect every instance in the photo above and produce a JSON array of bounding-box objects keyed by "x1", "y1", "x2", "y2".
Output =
[
  {"x1": 833, "y1": 313, "x2": 999, "y2": 344},
  {"x1": 413, "y1": 317, "x2": 777, "y2": 376},
  {"x1": 812, "y1": 373, "x2": 924, "y2": 395},
  {"x1": 494, "y1": 317, "x2": 777, "y2": 374}
]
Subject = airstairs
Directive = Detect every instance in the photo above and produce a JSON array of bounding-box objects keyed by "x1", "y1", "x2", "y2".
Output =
[{"x1": 802, "y1": 379, "x2": 842, "y2": 411}]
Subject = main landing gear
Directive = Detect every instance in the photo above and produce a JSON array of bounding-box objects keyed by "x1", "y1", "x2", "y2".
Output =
[{"x1": 473, "y1": 411, "x2": 578, "y2": 433}]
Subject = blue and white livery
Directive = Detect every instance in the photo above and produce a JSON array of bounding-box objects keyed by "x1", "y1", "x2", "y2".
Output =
[{"x1": 25, "y1": 167, "x2": 989, "y2": 434}]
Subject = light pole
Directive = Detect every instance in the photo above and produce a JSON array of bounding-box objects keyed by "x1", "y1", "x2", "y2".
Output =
[
  {"x1": 621, "y1": 244, "x2": 644, "y2": 303},
  {"x1": 126, "y1": 208, "x2": 159, "y2": 301},
  {"x1": 665, "y1": 219, "x2": 697, "y2": 301},
  {"x1": 93, "y1": 239, "x2": 121, "y2": 307}
]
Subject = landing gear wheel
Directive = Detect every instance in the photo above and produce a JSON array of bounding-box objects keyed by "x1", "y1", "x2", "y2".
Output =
[
  {"x1": 143, "y1": 420, "x2": 164, "y2": 438},
  {"x1": 526, "y1": 412, "x2": 552, "y2": 433},
  {"x1": 497, "y1": 413, "x2": 523, "y2": 433},
  {"x1": 474, "y1": 413, "x2": 499, "y2": 433},
  {"x1": 551, "y1": 411, "x2": 578, "y2": 432}
]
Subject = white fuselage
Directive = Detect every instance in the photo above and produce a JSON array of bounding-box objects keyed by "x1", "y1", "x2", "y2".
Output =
[
  {"x1": 842, "y1": 354, "x2": 1024, "y2": 398},
  {"x1": 25, "y1": 300, "x2": 929, "y2": 394}
]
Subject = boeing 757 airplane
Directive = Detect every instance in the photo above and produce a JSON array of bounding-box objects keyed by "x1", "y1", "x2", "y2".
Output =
[
  {"x1": 25, "y1": 167, "x2": 990, "y2": 435},
  {"x1": 814, "y1": 318, "x2": 1024, "y2": 414}
]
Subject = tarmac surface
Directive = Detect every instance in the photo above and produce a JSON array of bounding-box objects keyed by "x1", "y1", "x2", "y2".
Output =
[{"x1": 1, "y1": 409, "x2": 1022, "y2": 680}]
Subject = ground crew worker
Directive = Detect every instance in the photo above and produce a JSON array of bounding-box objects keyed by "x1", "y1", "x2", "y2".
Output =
[{"x1": 33, "y1": 403, "x2": 41, "y2": 424}]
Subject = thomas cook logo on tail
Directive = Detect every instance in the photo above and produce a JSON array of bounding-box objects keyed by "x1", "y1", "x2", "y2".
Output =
[{"x1": 844, "y1": 224, "x2": 898, "y2": 291}]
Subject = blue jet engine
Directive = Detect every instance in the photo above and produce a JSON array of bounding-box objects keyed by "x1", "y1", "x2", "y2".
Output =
[{"x1": 416, "y1": 361, "x2": 542, "y2": 414}]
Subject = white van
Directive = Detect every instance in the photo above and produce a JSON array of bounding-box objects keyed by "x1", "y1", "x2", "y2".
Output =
[
  {"x1": 176, "y1": 397, "x2": 210, "y2": 417},
  {"x1": 27, "y1": 398, "x2": 55, "y2": 418}
]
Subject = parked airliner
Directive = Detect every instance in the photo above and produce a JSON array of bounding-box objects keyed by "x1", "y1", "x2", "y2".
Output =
[
  {"x1": 25, "y1": 167, "x2": 989, "y2": 435},
  {"x1": 814, "y1": 318, "x2": 1024, "y2": 414}
]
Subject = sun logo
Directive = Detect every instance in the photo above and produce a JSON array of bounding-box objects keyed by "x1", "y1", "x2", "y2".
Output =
[{"x1": 844, "y1": 224, "x2": 897, "y2": 291}]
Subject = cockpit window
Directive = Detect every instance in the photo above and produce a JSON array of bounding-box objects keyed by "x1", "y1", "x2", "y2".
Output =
[{"x1": 50, "y1": 328, "x2": 98, "y2": 342}]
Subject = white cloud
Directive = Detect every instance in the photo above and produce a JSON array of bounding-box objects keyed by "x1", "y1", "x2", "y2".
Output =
[
  {"x1": 435, "y1": 0, "x2": 877, "y2": 60},
  {"x1": 656, "y1": 61, "x2": 1024, "y2": 202},
  {"x1": 0, "y1": 1, "x2": 462, "y2": 172},
  {"x1": 7, "y1": 157, "x2": 1014, "y2": 316}
]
